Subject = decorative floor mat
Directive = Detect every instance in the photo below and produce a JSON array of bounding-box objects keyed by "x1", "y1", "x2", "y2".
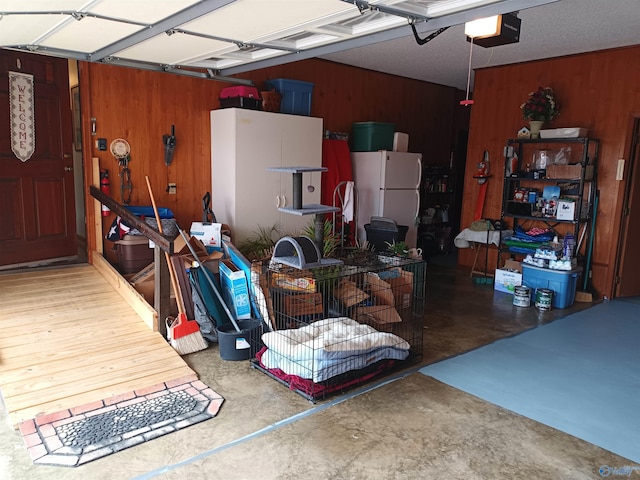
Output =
[{"x1": 18, "y1": 376, "x2": 224, "y2": 467}]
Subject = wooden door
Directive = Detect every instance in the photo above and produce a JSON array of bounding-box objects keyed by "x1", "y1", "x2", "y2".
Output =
[
  {"x1": 0, "y1": 51, "x2": 76, "y2": 266},
  {"x1": 615, "y1": 120, "x2": 640, "y2": 297}
]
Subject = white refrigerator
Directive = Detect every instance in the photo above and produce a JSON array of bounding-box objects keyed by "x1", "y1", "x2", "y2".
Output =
[{"x1": 351, "y1": 151, "x2": 422, "y2": 248}]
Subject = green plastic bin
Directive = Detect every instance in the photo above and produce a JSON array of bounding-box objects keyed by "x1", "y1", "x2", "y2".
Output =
[{"x1": 351, "y1": 122, "x2": 395, "y2": 152}]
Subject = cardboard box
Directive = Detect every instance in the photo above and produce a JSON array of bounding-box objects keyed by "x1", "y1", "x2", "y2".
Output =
[
  {"x1": 393, "y1": 132, "x2": 409, "y2": 152},
  {"x1": 173, "y1": 230, "x2": 223, "y2": 272},
  {"x1": 503, "y1": 259, "x2": 522, "y2": 273},
  {"x1": 334, "y1": 279, "x2": 369, "y2": 308},
  {"x1": 354, "y1": 305, "x2": 402, "y2": 333},
  {"x1": 556, "y1": 199, "x2": 576, "y2": 220},
  {"x1": 366, "y1": 268, "x2": 413, "y2": 310},
  {"x1": 129, "y1": 265, "x2": 176, "y2": 313},
  {"x1": 129, "y1": 262, "x2": 154, "y2": 283},
  {"x1": 284, "y1": 293, "x2": 323, "y2": 316},
  {"x1": 219, "y1": 259, "x2": 251, "y2": 320},
  {"x1": 555, "y1": 199, "x2": 589, "y2": 221},
  {"x1": 494, "y1": 268, "x2": 523, "y2": 294},
  {"x1": 271, "y1": 271, "x2": 316, "y2": 292},
  {"x1": 189, "y1": 222, "x2": 222, "y2": 249}
]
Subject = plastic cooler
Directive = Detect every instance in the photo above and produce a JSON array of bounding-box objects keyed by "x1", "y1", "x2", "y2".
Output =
[
  {"x1": 115, "y1": 235, "x2": 153, "y2": 274},
  {"x1": 265, "y1": 78, "x2": 314, "y2": 116},
  {"x1": 351, "y1": 122, "x2": 395, "y2": 152},
  {"x1": 522, "y1": 264, "x2": 582, "y2": 308},
  {"x1": 364, "y1": 217, "x2": 408, "y2": 253}
]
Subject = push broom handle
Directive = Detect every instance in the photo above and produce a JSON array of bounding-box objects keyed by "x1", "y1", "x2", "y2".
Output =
[
  {"x1": 145, "y1": 176, "x2": 186, "y2": 316},
  {"x1": 178, "y1": 228, "x2": 242, "y2": 333}
]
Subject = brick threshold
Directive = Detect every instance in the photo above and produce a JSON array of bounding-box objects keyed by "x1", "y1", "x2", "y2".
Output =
[{"x1": 18, "y1": 375, "x2": 224, "y2": 467}]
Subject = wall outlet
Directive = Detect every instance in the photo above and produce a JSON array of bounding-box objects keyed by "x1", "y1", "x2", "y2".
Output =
[{"x1": 168, "y1": 183, "x2": 177, "y2": 194}]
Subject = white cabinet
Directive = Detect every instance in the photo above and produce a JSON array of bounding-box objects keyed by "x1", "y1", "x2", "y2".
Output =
[{"x1": 210, "y1": 108, "x2": 323, "y2": 242}]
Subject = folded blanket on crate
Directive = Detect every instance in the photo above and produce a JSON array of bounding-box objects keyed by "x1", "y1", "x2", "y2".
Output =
[
  {"x1": 503, "y1": 225, "x2": 556, "y2": 254},
  {"x1": 260, "y1": 317, "x2": 410, "y2": 383},
  {"x1": 513, "y1": 225, "x2": 555, "y2": 242}
]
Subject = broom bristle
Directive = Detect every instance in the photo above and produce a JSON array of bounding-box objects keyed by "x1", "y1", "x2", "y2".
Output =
[
  {"x1": 170, "y1": 331, "x2": 209, "y2": 355},
  {"x1": 575, "y1": 290, "x2": 593, "y2": 303},
  {"x1": 167, "y1": 313, "x2": 209, "y2": 355}
]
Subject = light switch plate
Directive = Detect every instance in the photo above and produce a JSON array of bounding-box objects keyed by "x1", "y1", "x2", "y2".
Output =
[{"x1": 616, "y1": 159, "x2": 625, "y2": 180}]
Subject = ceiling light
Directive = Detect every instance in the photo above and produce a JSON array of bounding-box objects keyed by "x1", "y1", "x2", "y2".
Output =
[
  {"x1": 465, "y1": 12, "x2": 521, "y2": 48},
  {"x1": 464, "y1": 15, "x2": 500, "y2": 38}
]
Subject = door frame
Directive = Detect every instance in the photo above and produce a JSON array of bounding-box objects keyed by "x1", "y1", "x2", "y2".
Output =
[{"x1": 613, "y1": 115, "x2": 640, "y2": 298}]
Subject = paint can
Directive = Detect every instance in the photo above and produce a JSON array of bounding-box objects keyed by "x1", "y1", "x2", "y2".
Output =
[
  {"x1": 513, "y1": 285, "x2": 531, "y2": 307},
  {"x1": 535, "y1": 288, "x2": 554, "y2": 311}
]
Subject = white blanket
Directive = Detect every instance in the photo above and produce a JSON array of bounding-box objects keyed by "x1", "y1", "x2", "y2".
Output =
[{"x1": 260, "y1": 317, "x2": 411, "y2": 382}]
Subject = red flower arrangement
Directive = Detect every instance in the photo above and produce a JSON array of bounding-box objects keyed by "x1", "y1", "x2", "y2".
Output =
[{"x1": 520, "y1": 86, "x2": 560, "y2": 122}]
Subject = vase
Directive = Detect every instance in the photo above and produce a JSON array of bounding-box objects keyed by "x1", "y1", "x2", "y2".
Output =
[{"x1": 529, "y1": 120, "x2": 544, "y2": 139}]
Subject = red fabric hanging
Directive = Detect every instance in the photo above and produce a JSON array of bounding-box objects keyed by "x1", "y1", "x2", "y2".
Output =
[
  {"x1": 321, "y1": 139, "x2": 355, "y2": 245},
  {"x1": 321, "y1": 139, "x2": 352, "y2": 208}
]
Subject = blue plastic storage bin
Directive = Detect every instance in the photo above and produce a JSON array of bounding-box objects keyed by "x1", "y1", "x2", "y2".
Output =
[
  {"x1": 265, "y1": 78, "x2": 313, "y2": 116},
  {"x1": 522, "y1": 264, "x2": 582, "y2": 309},
  {"x1": 125, "y1": 205, "x2": 174, "y2": 219}
]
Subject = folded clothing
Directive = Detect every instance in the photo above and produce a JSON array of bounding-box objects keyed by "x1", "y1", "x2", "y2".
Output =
[{"x1": 513, "y1": 225, "x2": 555, "y2": 242}]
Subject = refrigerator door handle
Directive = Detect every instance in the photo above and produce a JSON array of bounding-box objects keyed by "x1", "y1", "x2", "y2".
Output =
[
  {"x1": 414, "y1": 189, "x2": 421, "y2": 226},
  {"x1": 416, "y1": 157, "x2": 422, "y2": 189}
]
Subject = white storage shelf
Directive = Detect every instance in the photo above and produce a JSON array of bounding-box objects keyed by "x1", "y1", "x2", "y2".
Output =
[{"x1": 210, "y1": 108, "x2": 324, "y2": 243}]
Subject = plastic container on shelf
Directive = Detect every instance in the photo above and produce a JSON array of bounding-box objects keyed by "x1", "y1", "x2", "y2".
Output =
[
  {"x1": 364, "y1": 223, "x2": 408, "y2": 253},
  {"x1": 115, "y1": 235, "x2": 153, "y2": 274},
  {"x1": 265, "y1": 78, "x2": 314, "y2": 116},
  {"x1": 351, "y1": 122, "x2": 395, "y2": 152},
  {"x1": 539, "y1": 127, "x2": 589, "y2": 139}
]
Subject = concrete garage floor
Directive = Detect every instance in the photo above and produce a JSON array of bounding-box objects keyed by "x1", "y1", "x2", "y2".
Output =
[{"x1": 1, "y1": 264, "x2": 630, "y2": 479}]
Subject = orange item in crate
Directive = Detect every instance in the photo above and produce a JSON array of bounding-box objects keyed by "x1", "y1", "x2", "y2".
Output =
[{"x1": 261, "y1": 89, "x2": 281, "y2": 112}]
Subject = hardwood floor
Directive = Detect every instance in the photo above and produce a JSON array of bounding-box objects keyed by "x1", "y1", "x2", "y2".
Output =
[{"x1": 0, "y1": 264, "x2": 195, "y2": 428}]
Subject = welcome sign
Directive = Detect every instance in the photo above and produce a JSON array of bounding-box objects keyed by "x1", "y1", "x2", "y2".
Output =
[{"x1": 9, "y1": 71, "x2": 35, "y2": 162}]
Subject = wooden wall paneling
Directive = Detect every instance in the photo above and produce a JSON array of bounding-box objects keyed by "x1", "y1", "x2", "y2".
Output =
[
  {"x1": 241, "y1": 59, "x2": 459, "y2": 165},
  {"x1": 462, "y1": 45, "x2": 640, "y2": 299},
  {"x1": 82, "y1": 64, "x2": 226, "y2": 264},
  {"x1": 77, "y1": 45, "x2": 640, "y2": 299},
  {"x1": 81, "y1": 58, "x2": 464, "y2": 267}
]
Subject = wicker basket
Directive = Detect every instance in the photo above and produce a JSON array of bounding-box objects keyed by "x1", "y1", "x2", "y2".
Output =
[{"x1": 261, "y1": 90, "x2": 281, "y2": 112}]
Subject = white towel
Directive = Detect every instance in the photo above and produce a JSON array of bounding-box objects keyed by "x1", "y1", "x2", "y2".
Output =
[{"x1": 342, "y1": 181, "x2": 354, "y2": 223}]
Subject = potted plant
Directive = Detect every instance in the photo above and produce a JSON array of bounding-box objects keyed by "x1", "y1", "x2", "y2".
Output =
[
  {"x1": 377, "y1": 240, "x2": 409, "y2": 265},
  {"x1": 301, "y1": 219, "x2": 339, "y2": 258},
  {"x1": 520, "y1": 86, "x2": 560, "y2": 138},
  {"x1": 237, "y1": 224, "x2": 283, "y2": 261}
]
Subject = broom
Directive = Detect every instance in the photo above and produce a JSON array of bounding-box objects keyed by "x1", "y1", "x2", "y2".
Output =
[
  {"x1": 146, "y1": 176, "x2": 208, "y2": 354},
  {"x1": 575, "y1": 191, "x2": 599, "y2": 303}
]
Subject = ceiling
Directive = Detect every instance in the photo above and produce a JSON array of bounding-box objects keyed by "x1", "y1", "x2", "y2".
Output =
[{"x1": 1, "y1": 0, "x2": 638, "y2": 90}]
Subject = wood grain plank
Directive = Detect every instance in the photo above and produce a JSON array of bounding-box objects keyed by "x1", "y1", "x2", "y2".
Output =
[{"x1": 0, "y1": 264, "x2": 196, "y2": 429}]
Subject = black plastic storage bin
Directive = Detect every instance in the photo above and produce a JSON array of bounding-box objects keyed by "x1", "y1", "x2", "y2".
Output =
[
  {"x1": 364, "y1": 220, "x2": 408, "y2": 253},
  {"x1": 219, "y1": 97, "x2": 262, "y2": 110}
]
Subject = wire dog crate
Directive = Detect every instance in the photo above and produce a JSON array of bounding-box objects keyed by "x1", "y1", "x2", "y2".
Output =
[{"x1": 250, "y1": 255, "x2": 426, "y2": 401}]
